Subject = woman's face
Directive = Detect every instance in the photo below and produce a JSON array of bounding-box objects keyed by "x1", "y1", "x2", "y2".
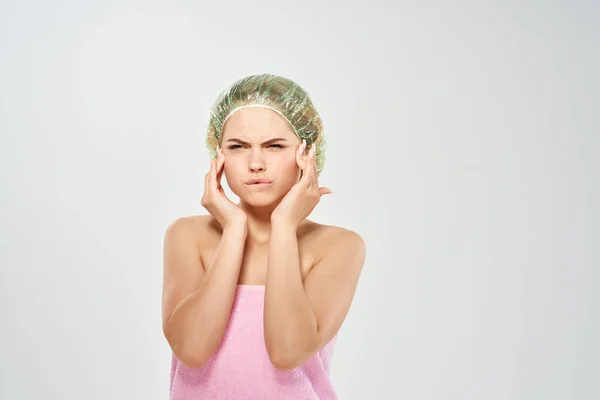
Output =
[{"x1": 220, "y1": 107, "x2": 302, "y2": 207}]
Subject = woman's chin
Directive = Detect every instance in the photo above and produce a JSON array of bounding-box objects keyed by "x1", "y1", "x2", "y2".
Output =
[
  {"x1": 241, "y1": 195, "x2": 278, "y2": 208},
  {"x1": 236, "y1": 189, "x2": 285, "y2": 208}
]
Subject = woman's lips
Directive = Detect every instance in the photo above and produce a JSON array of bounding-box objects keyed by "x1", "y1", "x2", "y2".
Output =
[
  {"x1": 246, "y1": 181, "x2": 272, "y2": 189},
  {"x1": 246, "y1": 182, "x2": 272, "y2": 189}
]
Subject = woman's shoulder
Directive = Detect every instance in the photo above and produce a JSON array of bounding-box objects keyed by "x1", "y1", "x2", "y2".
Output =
[
  {"x1": 165, "y1": 214, "x2": 221, "y2": 244},
  {"x1": 167, "y1": 214, "x2": 212, "y2": 231},
  {"x1": 166, "y1": 215, "x2": 364, "y2": 249},
  {"x1": 300, "y1": 221, "x2": 366, "y2": 278},
  {"x1": 301, "y1": 220, "x2": 365, "y2": 254}
]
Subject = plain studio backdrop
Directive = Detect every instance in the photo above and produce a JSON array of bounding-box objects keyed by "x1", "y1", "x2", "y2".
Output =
[{"x1": 1, "y1": 1, "x2": 598, "y2": 399}]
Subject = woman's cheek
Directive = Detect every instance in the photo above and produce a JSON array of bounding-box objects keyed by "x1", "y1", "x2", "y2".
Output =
[
  {"x1": 222, "y1": 163, "x2": 239, "y2": 192},
  {"x1": 280, "y1": 156, "x2": 301, "y2": 185},
  {"x1": 281, "y1": 151, "x2": 299, "y2": 171}
]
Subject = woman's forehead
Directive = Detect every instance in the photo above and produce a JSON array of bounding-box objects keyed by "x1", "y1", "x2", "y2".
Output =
[
  {"x1": 221, "y1": 107, "x2": 297, "y2": 142},
  {"x1": 222, "y1": 130, "x2": 298, "y2": 143}
]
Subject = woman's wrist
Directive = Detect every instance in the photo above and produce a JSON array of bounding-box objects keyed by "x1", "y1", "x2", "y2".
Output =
[
  {"x1": 270, "y1": 217, "x2": 298, "y2": 233},
  {"x1": 223, "y1": 218, "x2": 248, "y2": 237}
]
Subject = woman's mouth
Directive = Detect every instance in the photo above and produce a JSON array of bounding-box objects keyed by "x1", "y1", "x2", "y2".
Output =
[
  {"x1": 245, "y1": 179, "x2": 273, "y2": 189},
  {"x1": 248, "y1": 183, "x2": 272, "y2": 188}
]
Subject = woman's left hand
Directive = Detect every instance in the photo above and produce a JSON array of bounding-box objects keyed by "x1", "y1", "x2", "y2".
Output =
[{"x1": 271, "y1": 139, "x2": 331, "y2": 228}]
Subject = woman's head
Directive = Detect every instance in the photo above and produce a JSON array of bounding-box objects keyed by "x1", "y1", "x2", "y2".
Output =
[{"x1": 205, "y1": 73, "x2": 326, "y2": 207}]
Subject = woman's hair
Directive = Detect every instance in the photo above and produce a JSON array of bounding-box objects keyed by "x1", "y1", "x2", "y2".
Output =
[{"x1": 205, "y1": 73, "x2": 326, "y2": 175}]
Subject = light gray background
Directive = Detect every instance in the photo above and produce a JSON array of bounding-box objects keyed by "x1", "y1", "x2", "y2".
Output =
[{"x1": 1, "y1": 1, "x2": 598, "y2": 399}]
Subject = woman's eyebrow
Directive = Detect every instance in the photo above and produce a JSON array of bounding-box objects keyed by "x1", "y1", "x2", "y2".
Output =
[{"x1": 225, "y1": 138, "x2": 289, "y2": 145}]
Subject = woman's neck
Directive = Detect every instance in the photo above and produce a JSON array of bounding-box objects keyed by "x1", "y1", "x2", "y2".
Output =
[{"x1": 238, "y1": 201, "x2": 276, "y2": 246}]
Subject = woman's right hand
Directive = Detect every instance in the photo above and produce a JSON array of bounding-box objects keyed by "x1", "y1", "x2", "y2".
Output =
[{"x1": 201, "y1": 146, "x2": 247, "y2": 231}]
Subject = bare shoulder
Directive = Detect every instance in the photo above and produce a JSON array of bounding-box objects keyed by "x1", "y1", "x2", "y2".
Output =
[
  {"x1": 300, "y1": 220, "x2": 366, "y2": 260},
  {"x1": 165, "y1": 214, "x2": 221, "y2": 246},
  {"x1": 164, "y1": 214, "x2": 224, "y2": 269}
]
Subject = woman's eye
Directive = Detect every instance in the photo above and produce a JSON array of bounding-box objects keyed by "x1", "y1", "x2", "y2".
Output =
[{"x1": 226, "y1": 144, "x2": 283, "y2": 150}]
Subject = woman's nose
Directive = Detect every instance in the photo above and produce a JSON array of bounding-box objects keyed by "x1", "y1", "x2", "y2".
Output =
[
  {"x1": 248, "y1": 149, "x2": 266, "y2": 172},
  {"x1": 249, "y1": 162, "x2": 265, "y2": 173}
]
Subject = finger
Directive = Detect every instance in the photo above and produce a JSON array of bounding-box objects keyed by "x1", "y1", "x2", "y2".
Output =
[
  {"x1": 298, "y1": 150, "x2": 310, "y2": 185},
  {"x1": 205, "y1": 163, "x2": 212, "y2": 197},
  {"x1": 296, "y1": 139, "x2": 306, "y2": 167},
  {"x1": 319, "y1": 187, "x2": 331, "y2": 196},
  {"x1": 296, "y1": 140, "x2": 307, "y2": 181},
  {"x1": 209, "y1": 159, "x2": 219, "y2": 194},
  {"x1": 303, "y1": 145, "x2": 316, "y2": 187},
  {"x1": 216, "y1": 149, "x2": 226, "y2": 187},
  {"x1": 311, "y1": 145, "x2": 319, "y2": 187}
]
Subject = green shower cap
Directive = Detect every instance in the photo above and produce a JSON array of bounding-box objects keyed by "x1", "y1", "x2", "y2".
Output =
[{"x1": 205, "y1": 73, "x2": 326, "y2": 175}]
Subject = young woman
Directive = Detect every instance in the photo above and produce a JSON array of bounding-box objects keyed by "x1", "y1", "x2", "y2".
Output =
[{"x1": 162, "y1": 73, "x2": 366, "y2": 399}]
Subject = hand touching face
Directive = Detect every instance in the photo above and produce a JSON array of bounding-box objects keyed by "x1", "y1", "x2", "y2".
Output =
[
  {"x1": 219, "y1": 107, "x2": 303, "y2": 207},
  {"x1": 271, "y1": 139, "x2": 331, "y2": 227}
]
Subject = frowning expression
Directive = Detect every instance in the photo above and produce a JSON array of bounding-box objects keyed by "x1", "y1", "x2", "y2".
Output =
[{"x1": 220, "y1": 107, "x2": 302, "y2": 206}]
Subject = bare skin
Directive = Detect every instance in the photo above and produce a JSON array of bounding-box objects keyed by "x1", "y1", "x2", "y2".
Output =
[
  {"x1": 162, "y1": 107, "x2": 366, "y2": 370},
  {"x1": 182, "y1": 215, "x2": 332, "y2": 286}
]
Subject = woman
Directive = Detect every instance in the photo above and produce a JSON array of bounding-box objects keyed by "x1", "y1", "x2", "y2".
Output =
[{"x1": 162, "y1": 73, "x2": 366, "y2": 399}]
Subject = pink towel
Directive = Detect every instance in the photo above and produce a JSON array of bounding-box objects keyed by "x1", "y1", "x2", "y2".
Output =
[{"x1": 169, "y1": 284, "x2": 338, "y2": 399}]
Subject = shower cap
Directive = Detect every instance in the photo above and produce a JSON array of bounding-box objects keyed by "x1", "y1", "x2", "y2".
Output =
[{"x1": 205, "y1": 73, "x2": 326, "y2": 175}]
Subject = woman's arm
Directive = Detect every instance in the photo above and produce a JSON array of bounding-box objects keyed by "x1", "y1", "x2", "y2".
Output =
[
  {"x1": 264, "y1": 222, "x2": 366, "y2": 370},
  {"x1": 162, "y1": 217, "x2": 247, "y2": 368}
]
